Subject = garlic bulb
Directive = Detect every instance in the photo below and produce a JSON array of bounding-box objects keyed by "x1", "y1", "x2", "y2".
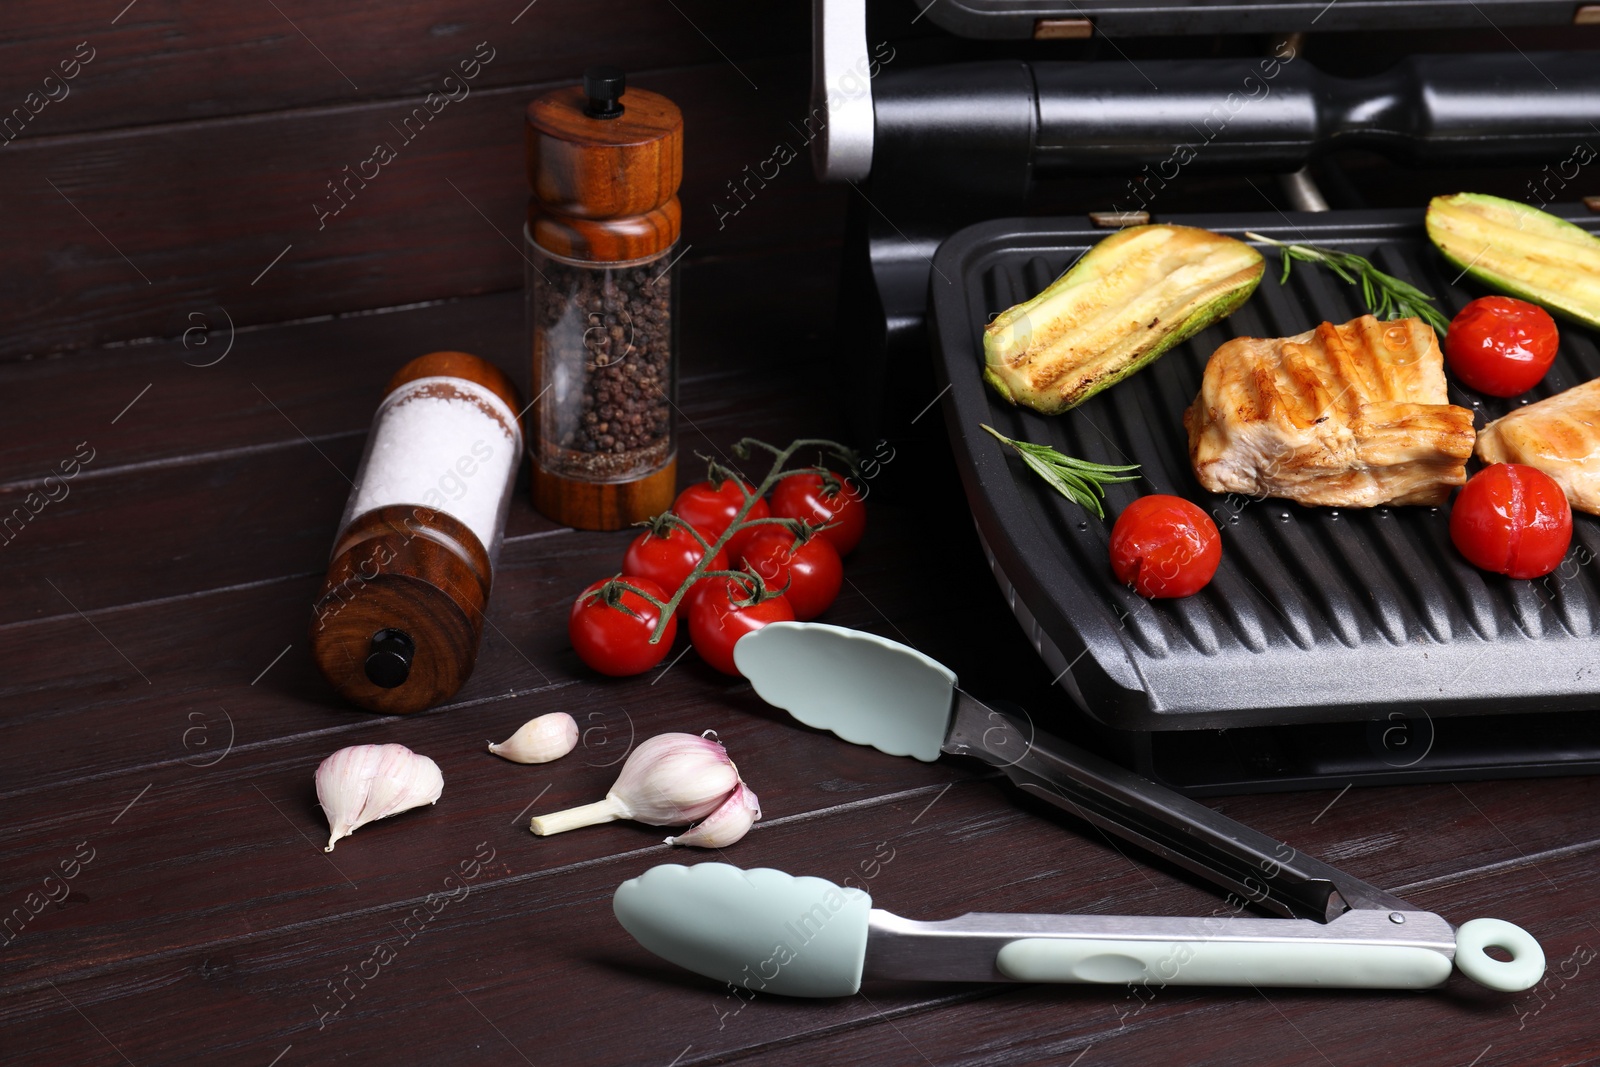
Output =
[
  {"x1": 488, "y1": 712, "x2": 578, "y2": 764},
  {"x1": 665, "y1": 781, "x2": 761, "y2": 848},
  {"x1": 316, "y1": 743, "x2": 443, "y2": 851},
  {"x1": 530, "y1": 732, "x2": 740, "y2": 836}
]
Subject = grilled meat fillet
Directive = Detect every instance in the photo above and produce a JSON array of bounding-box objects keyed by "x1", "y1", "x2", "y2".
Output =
[
  {"x1": 1184, "y1": 315, "x2": 1476, "y2": 507},
  {"x1": 1476, "y1": 377, "x2": 1600, "y2": 515}
]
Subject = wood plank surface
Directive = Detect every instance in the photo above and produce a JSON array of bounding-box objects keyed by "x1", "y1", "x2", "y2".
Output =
[
  {"x1": 1, "y1": 56, "x2": 845, "y2": 359},
  {"x1": 0, "y1": 247, "x2": 839, "y2": 482},
  {"x1": 0, "y1": 1, "x2": 809, "y2": 137},
  {"x1": 4, "y1": 285, "x2": 1598, "y2": 1067}
]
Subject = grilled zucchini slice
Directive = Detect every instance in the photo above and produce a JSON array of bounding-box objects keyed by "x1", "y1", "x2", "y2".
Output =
[
  {"x1": 1427, "y1": 192, "x2": 1600, "y2": 331},
  {"x1": 982, "y1": 224, "x2": 1263, "y2": 416}
]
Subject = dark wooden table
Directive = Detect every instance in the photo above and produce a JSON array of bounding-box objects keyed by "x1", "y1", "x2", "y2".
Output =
[{"x1": 4, "y1": 269, "x2": 1598, "y2": 1067}]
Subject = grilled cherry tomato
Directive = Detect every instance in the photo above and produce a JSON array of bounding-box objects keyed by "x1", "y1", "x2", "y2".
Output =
[
  {"x1": 738, "y1": 526, "x2": 843, "y2": 620},
  {"x1": 687, "y1": 578, "x2": 794, "y2": 676},
  {"x1": 1444, "y1": 296, "x2": 1559, "y2": 397},
  {"x1": 568, "y1": 576, "x2": 676, "y2": 677},
  {"x1": 1449, "y1": 462, "x2": 1571, "y2": 579},
  {"x1": 1109, "y1": 495, "x2": 1222, "y2": 599},
  {"x1": 672, "y1": 479, "x2": 770, "y2": 564},
  {"x1": 621, "y1": 518, "x2": 727, "y2": 600},
  {"x1": 769, "y1": 472, "x2": 867, "y2": 556}
]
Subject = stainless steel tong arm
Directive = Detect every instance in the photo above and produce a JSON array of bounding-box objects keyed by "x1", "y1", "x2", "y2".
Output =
[{"x1": 942, "y1": 692, "x2": 1417, "y2": 923}]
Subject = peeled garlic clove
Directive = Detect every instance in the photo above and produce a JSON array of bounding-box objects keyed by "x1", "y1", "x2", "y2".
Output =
[
  {"x1": 665, "y1": 782, "x2": 761, "y2": 848},
  {"x1": 530, "y1": 732, "x2": 740, "y2": 836},
  {"x1": 316, "y1": 743, "x2": 443, "y2": 852},
  {"x1": 488, "y1": 712, "x2": 579, "y2": 764}
]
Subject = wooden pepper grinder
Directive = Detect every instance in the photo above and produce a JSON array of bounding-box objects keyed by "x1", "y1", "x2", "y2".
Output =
[
  {"x1": 525, "y1": 65, "x2": 682, "y2": 530},
  {"x1": 310, "y1": 351, "x2": 523, "y2": 713}
]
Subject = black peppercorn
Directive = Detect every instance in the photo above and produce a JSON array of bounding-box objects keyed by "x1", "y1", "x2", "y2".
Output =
[{"x1": 531, "y1": 250, "x2": 674, "y2": 480}]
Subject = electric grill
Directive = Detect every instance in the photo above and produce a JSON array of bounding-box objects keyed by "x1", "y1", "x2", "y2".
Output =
[{"x1": 812, "y1": 0, "x2": 1600, "y2": 792}]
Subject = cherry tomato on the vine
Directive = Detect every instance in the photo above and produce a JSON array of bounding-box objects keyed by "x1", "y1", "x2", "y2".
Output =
[
  {"x1": 1445, "y1": 296, "x2": 1559, "y2": 397},
  {"x1": 1450, "y1": 462, "x2": 1571, "y2": 579},
  {"x1": 568, "y1": 576, "x2": 676, "y2": 677},
  {"x1": 621, "y1": 520, "x2": 727, "y2": 602},
  {"x1": 687, "y1": 578, "x2": 794, "y2": 676},
  {"x1": 769, "y1": 471, "x2": 867, "y2": 556},
  {"x1": 1109, "y1": 495, "x2": 1222, "y2": 599},
  {"x1": 672, "y1": 479, "x2": 770, "y2": 564},
  {"x1": 739, "y1": 527, "x2": 843, "y2": 620}
]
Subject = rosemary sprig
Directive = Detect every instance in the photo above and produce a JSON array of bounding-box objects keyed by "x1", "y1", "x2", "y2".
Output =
[
  {"x1": 982, "y1": 425, "x2": 1140, "y2": 519},
  {"x1": 1244, "y1": 232, "x2": 1451, "y2": 335}
]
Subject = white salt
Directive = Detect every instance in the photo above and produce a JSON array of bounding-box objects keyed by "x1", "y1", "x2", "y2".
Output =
[{"x1": 344, "y1": 376, "x2": 521, "y2": 554}]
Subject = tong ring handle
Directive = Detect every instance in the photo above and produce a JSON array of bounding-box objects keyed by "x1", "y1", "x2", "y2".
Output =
[{"x1": 1454, "y1": 918, "x2": 1545, "y2": 992}]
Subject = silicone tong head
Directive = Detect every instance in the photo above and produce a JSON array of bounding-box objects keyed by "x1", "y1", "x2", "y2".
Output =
[
  {"x1": 733, "y1": 622, "x2": 956, "y2": 762},
  {"x1": 613, "y1": 863, "x2": 872, "y2": 998}
]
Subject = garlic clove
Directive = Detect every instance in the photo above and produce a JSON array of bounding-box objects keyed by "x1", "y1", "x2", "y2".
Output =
[
  {"x1": 665, "y1": 781, "x2": 762, "y2": 848},
  {"x1": 608, "y1": 732, "x2": 740, "y2": 824},
  {"x1": 530, "y1": 732, "x2": 740, "y2": 836},
  {"x1": 316, "y1": 743, "x2": 444, "y2": 851},
  {"x1": 488, "y1": 712, "x2": 579, "y2": 764}
]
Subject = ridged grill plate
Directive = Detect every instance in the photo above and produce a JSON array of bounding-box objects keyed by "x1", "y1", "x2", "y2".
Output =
[{"x1": 931, "y1": 208, "x2": 1600, "y2": 730}]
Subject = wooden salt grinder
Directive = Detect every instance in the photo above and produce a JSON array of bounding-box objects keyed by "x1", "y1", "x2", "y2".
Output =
[{"x1": 310, "y1": 351, "x2": 523, "y2": 714}]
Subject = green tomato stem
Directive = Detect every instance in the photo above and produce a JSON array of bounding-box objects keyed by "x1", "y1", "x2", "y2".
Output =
[{"x1": 641, "y1": 438, "x2": 857, "y2": 643}]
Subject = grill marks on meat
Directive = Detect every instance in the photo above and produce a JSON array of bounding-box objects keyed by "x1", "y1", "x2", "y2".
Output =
[
  {"x1": 1477, "y1": 377, "x2": 1600, "y2": 515},
  {"x1": 1184, "y1": 315, "x2": 1476, "y2": 507}
]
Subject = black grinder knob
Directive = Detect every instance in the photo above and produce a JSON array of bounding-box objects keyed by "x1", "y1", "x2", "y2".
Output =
[
  {"x1": 364, "y1": 629, "x2": 415, "y2": 689},
  {"x1": 583, "y1": 66, "x2": 626, "y2": 119}
]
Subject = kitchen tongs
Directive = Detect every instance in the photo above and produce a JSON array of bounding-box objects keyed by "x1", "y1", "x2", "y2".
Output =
[{"x1": 629, "y1": 621, "x2": 1542, "y2": 994}]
